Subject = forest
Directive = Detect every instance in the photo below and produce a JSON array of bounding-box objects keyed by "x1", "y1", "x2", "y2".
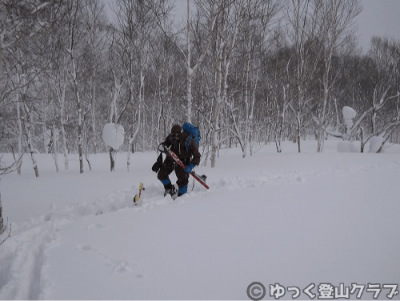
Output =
[{"x1": 0, "y1": 0, "x2": 399, "y2": 174}]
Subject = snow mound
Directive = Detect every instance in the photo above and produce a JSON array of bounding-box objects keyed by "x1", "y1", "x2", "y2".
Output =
[
  {"x1": 368, "y1": 136, "x2": 385, "y2": 153},
  {"x1": 342, "y1": 106, "x2": 357, "y2": 119},
  {"x1": 102, "y1": 123, "x2": 125, "y2": 149},
  {"x1": 337, "y1": 141, "x2": 359, "y2": 153},
  {"x1": 343, "y1": 106, "x2": 357, "y2": 129}
]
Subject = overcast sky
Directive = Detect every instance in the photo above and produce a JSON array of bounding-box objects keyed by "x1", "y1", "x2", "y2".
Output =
[
  {"x1": 356, "y1": 0, "x2": 400, "y2": 52},
  {"x1": 105, "y1": 0, "x2": 400, "y2": 53}
]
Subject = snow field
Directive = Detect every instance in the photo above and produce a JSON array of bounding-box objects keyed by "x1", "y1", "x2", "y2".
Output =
[{"x1": 0, "y1": 139, "x2": 400, "y2": 299}]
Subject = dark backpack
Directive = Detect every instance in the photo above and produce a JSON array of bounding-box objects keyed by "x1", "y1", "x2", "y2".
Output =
[{"x1": 182, "y1": 122, "x2": 201, "y2": 151}]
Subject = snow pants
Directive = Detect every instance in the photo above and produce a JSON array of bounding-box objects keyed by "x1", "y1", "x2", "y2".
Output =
[{"x1": 157, "y1": 157, "x2": 189, "y2": 189}]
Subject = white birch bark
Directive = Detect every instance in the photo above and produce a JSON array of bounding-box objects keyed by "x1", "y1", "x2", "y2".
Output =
[
  {"x1": 52, "y1": 123, "x2": 59, "y2": 172},
  {"x1": 16, "y1": 91, "x2": 23, "y2": 175},
  {"x1": 0, "y1": 191, "x2": 3, "y2": 234},
  {"x1": 186, "y1": 0, "x2": 192, "y2": 123},
  {"x1": 54, "y1": 56, "x2": 70, "y2": 170},
  {"x1": 109, "y1": 72, "x2": 123, "y2": 172},
  {"x1": 69, "y1": 56, "x2": 84, "y2": 174},
  {"x1": 66, "y1": 1, "x2": 84, "y2": 173},
  {"x1": 316, "y1": 0, "x2": 362, "y2": 152},
  {"x1": 210, "y1": 1, "x2": 240, "y2": 168},
  {"x1": 21, "y1": 103, "x2": 39, "y2": 177}
]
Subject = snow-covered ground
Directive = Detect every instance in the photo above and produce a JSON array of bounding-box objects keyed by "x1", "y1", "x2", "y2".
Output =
[{"x1": 0, "y1": 139, "x2": 399, "y2": 300}]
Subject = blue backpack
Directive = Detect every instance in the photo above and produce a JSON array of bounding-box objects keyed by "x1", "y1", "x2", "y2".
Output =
[{"x1": 182, "y1": 122, "x2": 201, "y2": 151}]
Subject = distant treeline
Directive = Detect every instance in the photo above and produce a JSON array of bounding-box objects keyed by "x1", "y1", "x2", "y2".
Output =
[{"x1": 0, "y1": 0, "x2": 399, "y2": 171}]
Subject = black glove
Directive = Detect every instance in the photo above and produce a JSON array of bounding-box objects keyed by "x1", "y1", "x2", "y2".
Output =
[{"x1": 152, "y1": 153, "x2": 163, "y2": 172}]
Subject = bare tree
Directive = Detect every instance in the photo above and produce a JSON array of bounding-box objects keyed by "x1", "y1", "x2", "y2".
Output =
[
  {"x1": 208, "y1": 0, "x2": 242, "y2": 167},
  {"x1": 151, "y1": 0, "x2": 220, "y2": 123},
  {"x1": 285, "y1": 0, "x2": 323, "y2": 152},
  {"x1": 358, "y1": 37, "x2": 400, "y2": 152},
  {"x1": 54, "y1": 53, "x2": 71, "y2": 170},
  {"x1": 149, "y1": 29, "x2": 181, "y2": 145},
  {"x1": 0, "y1": 154, "x2": 22, "y2": 236},
  {"x1": 112, "y1": 0, "x2": 158, "y2": 170},
  {"x1": 65, "y1": 0, "x2": 85, "y2": 173},
  {"x1": 108, "y1": 70, "x2": 123, "y2": 172},
  {"x1": 228, "y1": 0, "x2": 280, "y2": 158},
  {"x1": 184, "y1": 0, "x2": 222, "y2": 122},
  {"x1": 0, "y1": 0, "x2": 62, "y2": 76},
  {"x1": 0, "y1": 0, "x2": 63, "y2": 235},
  {"x1": 82, "y1": 0, "x2": 108, "y2": 154},
  {"x1": 314, "y1": 0, "x2": 362, "y2": 152},
  {"x1": 0, "y1": 189, "x2": 11, "y2": 243}
]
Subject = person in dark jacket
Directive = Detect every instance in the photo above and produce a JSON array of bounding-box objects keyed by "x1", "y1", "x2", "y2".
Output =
[{"x1": 157, "y1": 124, "x2": 201, "y2": 198}]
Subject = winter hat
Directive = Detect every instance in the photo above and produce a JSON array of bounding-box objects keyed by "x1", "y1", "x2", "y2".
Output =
[{"x1": 171, "y1": 124, "x2": 182, "y2": 134}]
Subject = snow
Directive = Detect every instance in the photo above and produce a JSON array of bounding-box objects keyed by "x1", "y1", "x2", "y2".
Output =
[
  {"x1": 369, "y1": 136, "x2": 385, "y2": 153},
  {"x1": 343, "y1": 106, "x2": 357, "y2": 130},
  {"x1": 337, "y1": 141, "x2": 360, "y2": 153},
  {"x1": 102, "y1": 123, "x2": 125, "y2": 150},
  {"x1": 1, "y1": 139, "x2": 400, "y2": 300},
  {"x1": 342, "y1": 106, "x2": 357, "y2": 120}
]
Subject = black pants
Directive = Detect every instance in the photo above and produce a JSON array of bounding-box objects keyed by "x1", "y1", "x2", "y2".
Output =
[{"x1": 157, "y1": 157, "x2": 189, "y2": 188}]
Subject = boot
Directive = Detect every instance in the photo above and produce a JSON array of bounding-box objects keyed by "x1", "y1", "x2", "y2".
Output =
[
  {"x1": 163, "y1": 183, "x2": 177, "y2": 198},
  {"x1": 177, "y1": 185, "x2": 188, "y2": 197}
]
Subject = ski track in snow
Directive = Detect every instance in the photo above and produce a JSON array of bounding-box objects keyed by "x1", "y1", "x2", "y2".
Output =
[
  {"x1": 0, "y1": 223, "x2": 57, "y2": 299},
  {"x1": 0, "y1": 159, "x2": 399, "y2": 299}
]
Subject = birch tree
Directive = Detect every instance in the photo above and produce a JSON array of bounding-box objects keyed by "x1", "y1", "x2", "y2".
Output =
[
  {"x1": 229, "y1": 0, "x2": 279, "y2": 158},
  {"x1": 0, "y1": 0, "x2": 62, "y2": 75},
  {"x1": 150, "y1": 29, "x2": 181, "y2": 145},
  {"x1": 208, "y1": 0, "x2": 242, "y2": 168},
  {"x1": 113, "y1": 0, "x2": 157, "y2": 170},
  {"x1": 358, "y1": 37, "x2": 400, "y2": 151},
  {"x1": 108, "y1": 71, "x2": 123, "y2": 172},
  {"x1": 65, "y1": 0, "x2": 85, "y2": 173},
  {"x1": 0, "y1": 182, "x2": 3, "y2": 236},
  {"x1": 314, "y1": 0, "x2": 361, "y2": 152},
  {"x1": 7, "y1": 50, "x2": 41, "y2": 177},
  {"x1": 151, "y1": 0, "x2": 220, "y2": 123},
  {"x1": 54, "y1": 52, "x2": 70, "y2": 170},
  {"x1": 0, "y1": 155, "x2": 22, "y2": 235},
  {"x1": 81, "y1": 0, "x2": 108, "y2": 154},
  {"x1": 184, "y1": 0, "x2": 222, "y2": 122},
  {"x1": 0, "y1": 0, "x2": 63, "y2": 234},
  {"x1": 1, "y1": 0, "x2": 62, "y2": 171},
  {"x1": 326, "y1": 43, "x2": 400, "y2": 152},
  {"x1": 285, "y1": 0, "x2": 323, "y2": 152}
]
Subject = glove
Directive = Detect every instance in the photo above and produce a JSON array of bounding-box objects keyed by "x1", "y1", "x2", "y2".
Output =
[
  {"x1": 151, "y1": 153, "x2": 163, "y2": 173},
  {"x1": 184, "y1": 163, "x2": 195, "y2": 173}
]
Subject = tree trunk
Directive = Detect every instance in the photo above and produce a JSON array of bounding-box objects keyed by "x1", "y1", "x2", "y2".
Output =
[
  {"x1": 109, "y1": 148, "x2": 116, "y2": 172},
  {"x1": 0, "y1": 191, "x2": 3, "y2": 234},
  {"x1": 52, "y1": 123, "x2": 59, "y2": 172},
  {"x1": 59, "y1": 64, "x2": 69, "y2": 171},
  {"x1": 360, "y1": 127, "x2": 364, "y2": 153},
  {"x1": 186, "y1": 0, "x2": 192, "y2": 123},
  {"x1": 297, "y1": 116, "x2": 301, "y2": 153},
  {"x1": 77, "y1": 96, "x2": 84, "y2": 174},
  {"x1": 22, "y1": 104, "x2": 39, "y2": 177},
  {"x1": 16, "y1": 95, "x2": 23, "y2": 175},
  {"x1": 210, "y1": 102, "x2": 223, "y2": 168}
]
